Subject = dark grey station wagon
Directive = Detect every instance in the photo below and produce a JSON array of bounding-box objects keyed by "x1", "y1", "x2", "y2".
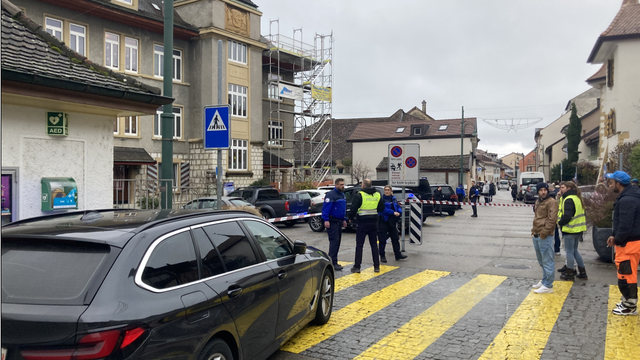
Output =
[{"x1": 1, "y1": 209, "x2": 334, "y2": 360}]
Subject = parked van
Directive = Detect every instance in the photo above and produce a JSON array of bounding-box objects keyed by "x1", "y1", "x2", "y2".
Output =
[
  {"x1": 517, "y1": 172, "x2": 545, "y2": 200},
  {"x1": 498, "y1": 180, "x2": 510, "y2": 190}
]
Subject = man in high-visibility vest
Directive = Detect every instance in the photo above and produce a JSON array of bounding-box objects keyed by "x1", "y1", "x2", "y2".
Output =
[
  {"x1": 556, "y1": 181, "x2": 587, "y2": 281},
  {"x1": 606, "y1": 171, "x2": 640, "y2": 316},
  {"x1": 348, "y1": 179, "x2": 385, "y2": 273}
]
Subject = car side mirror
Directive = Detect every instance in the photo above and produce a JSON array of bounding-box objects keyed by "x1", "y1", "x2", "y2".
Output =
[{"x1": 293, "y1": 240, "x2": 307, "y2": 254}]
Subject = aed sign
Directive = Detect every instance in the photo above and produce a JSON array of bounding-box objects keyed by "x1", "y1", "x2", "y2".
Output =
[
  {"x1": 46, "y1": 112, "x2": 69, "y2": 136},
  {"x1": 388, "y1": 143, "x2": 420, "y2": 186}
]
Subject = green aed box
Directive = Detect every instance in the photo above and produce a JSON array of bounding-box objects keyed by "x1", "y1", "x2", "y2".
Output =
[{"x1": 41, "y1": 177, "x2": 78, "y2": 211}]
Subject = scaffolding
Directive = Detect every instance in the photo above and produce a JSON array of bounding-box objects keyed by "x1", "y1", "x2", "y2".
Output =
[{"x1": 264, "y1": 20, "x2": 333, "y2": 188}]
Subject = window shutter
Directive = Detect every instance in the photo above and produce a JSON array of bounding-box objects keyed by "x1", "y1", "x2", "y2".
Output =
[
  {"x1": 147, "y1": 164, "x2": 158, "y2": 191},
  {"x1": 180, "y1": 162, "x2": 190, "y2": 189}
]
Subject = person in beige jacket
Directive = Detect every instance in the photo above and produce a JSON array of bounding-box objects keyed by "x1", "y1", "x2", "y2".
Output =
[{"x1": 530, "y1": 182, "x2": 559, "y2": 294}]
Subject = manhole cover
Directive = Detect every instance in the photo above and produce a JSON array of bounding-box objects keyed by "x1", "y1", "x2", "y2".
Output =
[{"x1": 495, "y1": 264, "x2": 531, "y2": 270}]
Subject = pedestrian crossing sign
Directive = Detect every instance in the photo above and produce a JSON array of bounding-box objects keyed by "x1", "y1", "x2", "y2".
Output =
[{"x1": 203, "y1": 105, "x2": 230, "y2": 149}]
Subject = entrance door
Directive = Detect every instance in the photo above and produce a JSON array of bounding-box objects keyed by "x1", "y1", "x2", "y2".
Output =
[{"x1": 113, "y1": 165, "x2": 130, "y2": 204}]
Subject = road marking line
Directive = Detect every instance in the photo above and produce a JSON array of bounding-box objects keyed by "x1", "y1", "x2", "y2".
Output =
[
  {"x1": 335, "y1": 265, "x2": 398, "y2": 293},
  {"x1": 604, "y1": 285, "x2": 640, "y2": 360},
  {"x1": 478, "y1": 281, "x2": 572, "y2": 360},
  {"x1": 337, "y1": 261, "x2": 353, "y2": 267},
  {"x1": 280, "y1": 269, "x2": 450, "y2": 354},
  {"x1": 354, "y1": 274, "x2": 507, "y2": 360}
]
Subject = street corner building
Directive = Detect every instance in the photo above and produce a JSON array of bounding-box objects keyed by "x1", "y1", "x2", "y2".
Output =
[{"x1": 1, "y1": 0, "x2": 173, "y2": 223}]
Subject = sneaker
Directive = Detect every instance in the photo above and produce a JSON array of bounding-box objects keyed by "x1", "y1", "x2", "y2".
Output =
[
  {"x1": 350, "y1": 267, "x2": 361, "y2": 274},
  {"x1": 395, "y1": 254, "x2": 408, "y2": 260},
  {"x1": 612, "y1": 306, "x2": 638, "y2": 316},
  {"x1": 374, "y1": 267, "x2": 380, "y2": 273},
  {"x1": 333, "y1": 264, "x2": 343, "y2": 271},
  {"x1": 532, "y1": 281, "x2": 543, "y2": 289},
  {"x1": 380, "y1": 254, "x2": 387, "y2": 263},
  {"x1": 534, "y1": 285, "x2": 554, "y2": 294}
]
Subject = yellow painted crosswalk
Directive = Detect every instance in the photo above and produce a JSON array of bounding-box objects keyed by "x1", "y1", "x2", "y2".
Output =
[
  {"x1": 280, "y1": 269, "x2": 449, "y2": 353},
  {"x1": 355, "y1": 274, "x2": 506, "y2": 360},
  {"x1": 478, "y1": 281, "x2": 573, "y2": 359},
  {"x1": 604, "y1": 285, "x2": 640, "y2": 360},
  {"x1": 278, "y1": 267, "x2": 637, "y2": 359}
]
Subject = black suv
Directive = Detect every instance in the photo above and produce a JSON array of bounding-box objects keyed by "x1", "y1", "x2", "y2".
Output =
[
  {"x1": 2, "y1": 209, "x2": 333, "y2": 360},
  {"x1": 430, "y1": 184, "x2": 458, "y2": 216}
]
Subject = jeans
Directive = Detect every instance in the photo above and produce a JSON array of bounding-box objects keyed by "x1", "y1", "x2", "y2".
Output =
[
  {"x1": 554, "y1": 225, "x2": 561, "y2": 253},
  {"x1": 327, "y1": 220, "x2": 343, "y2": 265},
  {"x1": 533, "y1": 235, "x2": 555, "y2": 288},
  {"x1": 564, "y1": 233, "x2": 585, "y2": 270}
]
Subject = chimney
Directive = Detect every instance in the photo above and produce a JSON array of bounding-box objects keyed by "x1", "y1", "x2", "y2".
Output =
[{"x1": 421, "y1": 100, "x2": 426, "y2": 113}]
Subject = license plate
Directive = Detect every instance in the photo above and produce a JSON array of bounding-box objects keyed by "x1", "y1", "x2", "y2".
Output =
[{"x1": 1, "y1": 348, "x2": 7, "y2": 360}]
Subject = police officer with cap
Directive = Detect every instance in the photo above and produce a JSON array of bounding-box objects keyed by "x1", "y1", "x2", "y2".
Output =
[
  {"x1": 322, "y1": 178, "x2": 347, "y2": 270},
  {"x1": 348, "y1": 179, "x2": 385, "y2": 273}
]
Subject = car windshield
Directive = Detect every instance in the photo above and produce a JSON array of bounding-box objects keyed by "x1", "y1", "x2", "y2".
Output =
[
  {"x1": 230, "y1": 199, "x2": 252, "y2": 207},
  {"x1": 522, "y1": 178, "x2": 544, "y2": 186}
]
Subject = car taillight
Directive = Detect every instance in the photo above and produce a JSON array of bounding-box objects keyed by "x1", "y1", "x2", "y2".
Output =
[
  {"x1": 285, "y1": 201, "x2": 290, "y2": 212},
  {"x1": 451, "y1": 194, "x2": 457, "y2": 200},
  {"x1": 21, "y1": 327, "x2": 147, "y2": 360}
]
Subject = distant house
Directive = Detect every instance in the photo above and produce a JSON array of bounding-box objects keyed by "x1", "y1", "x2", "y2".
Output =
[
  {"x1": 587, "y1": 0, "x2": 640, "y2": 163},
  {"x1": 375, "y1": 155, "x2": 471, "y2": 188},
  {"x1": 1, "y1": 0, "x2": 172, "y2": 222}
]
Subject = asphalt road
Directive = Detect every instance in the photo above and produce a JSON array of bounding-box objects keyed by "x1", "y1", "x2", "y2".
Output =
[{"x1": 266, "y1": 189, "x2": 638, "y2": 360}]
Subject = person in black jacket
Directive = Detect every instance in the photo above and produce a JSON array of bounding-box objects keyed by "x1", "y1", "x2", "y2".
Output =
[
  {"x1": 433, "y1": 186, "x2": 443, "y2": 216},
  {"x1": 606, "y1": 171, "x2": 640, "y2": 316},
  {"x1": 511, "y1": 182, "x2": 518, "y2": 202},
  {"x1": 348, "y1": 179, "x2": 386, "y2": 273},
  {"x1": 489, "y1": 182, "x2": 496, "y2": 203},
  {"x1": 470, "y1": 181, "x2": 480, "y2": 217}
]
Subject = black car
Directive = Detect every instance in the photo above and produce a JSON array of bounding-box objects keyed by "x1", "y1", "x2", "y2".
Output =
[
  {"x1": 2, "y1": 209, "x2": 334, "y2": 360},
  {"x1": 523, "y1": 184, "x2": 538, "y2": 204},
  {"x1": 308, "y1": 186, "x2": 412, "y2": 233},
  {"x1": 429, "y1": 184, "x2": 458, "y2": 217}
]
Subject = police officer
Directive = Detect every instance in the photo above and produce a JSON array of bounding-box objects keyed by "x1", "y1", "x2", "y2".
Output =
[
  {"x1": 470, "y1": 181, "x2": 480, "y2": 217},
  {"x1": 322, "y1": 178, "x2": 347, "y2": 270},
  {"x1": 348, "y1": 179, "x2": 385, "y2": 273}
]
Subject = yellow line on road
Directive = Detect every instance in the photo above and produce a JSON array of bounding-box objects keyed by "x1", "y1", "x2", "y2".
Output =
[
  {"x1": 604, "y1": 285, "x2": 640, "y2": 360},
  {"x1": 335, "y1": 265, "x2": 398, "y2": 293},
  {"x1": 355, "y1": 274, "x2": 506, "y2": 360},
  {"x1": 337, "y1": 261, "x2": 353, "y2": 267},
  {"x1": 478, "y1": 281, "x2": 572, "y2": 360},
  {"x1": 280, "y1": 269, "x2": 450, "y2": 354}
]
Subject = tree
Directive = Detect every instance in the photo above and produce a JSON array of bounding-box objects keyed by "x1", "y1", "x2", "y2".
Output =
[
  {"x1": 607, "y1": 140, "x2": 640, "y2": 174},
  {"x1": 350, "y1": 160, "x2": 372, "y2": 184},
  {"x1": 550, "y1": 159, "x2": 576, "y2": 183},
  {"x1": 566, "y1": 103, "x2": 581, "y2": 164},
  {"x1": 630, "y1": 142, "x2": 640, "y2": 180}
]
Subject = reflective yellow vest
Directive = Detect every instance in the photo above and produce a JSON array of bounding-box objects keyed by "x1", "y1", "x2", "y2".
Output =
[
  {"x1": 558, "y1": 194, "x2": 587, "y2": 233},
  {"x1": 357, "y1": 191, "x2": 380, "y2": 216}
]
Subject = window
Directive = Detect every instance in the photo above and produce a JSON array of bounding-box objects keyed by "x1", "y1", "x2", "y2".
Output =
[
  {"x1": 154, "y1": 107, "x2": 183, "y2": 139},
  {"x1": 192, "y1": 228, "x2": 225, "y2": 277},
  {"x1": 123, "y1": 116, "x2": 138, "y2": 136},
  {"x1": 125, "y1": 37, "x2": 138, "y2": 73},
  {"x1": 116, "y1": 0, "x2": 133, "y2": 4},
  {"x1": 268, "y1": 73, "x2": 282, "y2": 100},
  {"x1": 607, "y1": 59, "x2": 614, "y2": 88},
  {"x1": 202, "y1": 222, "x2": 258, "y2": 272},
  {"x1": 141, "y1": 231, "x2": 199, "y2": 290},
  {"x1": 438, "y1": 124, "x2": 449, "y2": 131},
  {"x1": 395, "y1": 127, "x2": 405, "y2": 133},
  {"x1": 228, "y1": 139, "x2": 248, "y2": 171},
  {"x1": 413, "y1": 127, "x2": 422, "y2": 136},
  {"x1": 590, "y1": 144, "x2": 598, "y2": 157},
  {"x1": 268, "y1": 120, "x2": 283, "y2": 147},
  {"x1": 228, "y1": 84, "x2": 247, "y2": 117},
  {"x1": 105, "y1": 32, "x2": 119, "y2": 70},
  {"x1": 154, "y1": 45, "x2": 182, "y2": 81},
  {"x1": 45, "y1": 17, "x2": 63, "y2": 41},
  {"x1": 228, "y1": 40, "x2": 247, "y2": 64},
  {"x1": 69, "y1": 23, "x2": 86, "y2": 56},
  {"x1": 243, "y1": 220, "x2": 292, "y2": 260}
]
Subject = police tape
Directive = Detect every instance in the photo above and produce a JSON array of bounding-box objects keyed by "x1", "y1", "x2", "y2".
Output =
[
  {"x1": 267, "y1": 212, "x2": 323, "y2": 223},
  {"x1": 405, "y1": 199, "x2": 534, "y2": 208}
]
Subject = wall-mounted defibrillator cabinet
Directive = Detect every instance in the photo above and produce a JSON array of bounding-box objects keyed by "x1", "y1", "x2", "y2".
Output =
[{"x1": 41, "y1": 177, "x2": 78, "y2": 212}]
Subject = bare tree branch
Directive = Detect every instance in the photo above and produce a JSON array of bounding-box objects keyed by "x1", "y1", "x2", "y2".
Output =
[{"x1": 350, "y1": 160, "x2": 372, "y2": 184}]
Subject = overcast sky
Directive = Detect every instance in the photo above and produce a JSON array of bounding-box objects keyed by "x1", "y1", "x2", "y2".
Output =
[{"x1": 258, "y1": 0, "x2": 622, "y2": 158}]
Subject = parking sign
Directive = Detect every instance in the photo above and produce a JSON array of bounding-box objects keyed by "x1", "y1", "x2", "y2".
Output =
[
  {"x1": 389, "y1": 144, "x2": 420, "y2": 186},
  {"x1": 204, "y1": 105, "x2": 230, "y2": 149}
]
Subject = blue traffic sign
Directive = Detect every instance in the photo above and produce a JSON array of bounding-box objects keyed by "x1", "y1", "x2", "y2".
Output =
[
  {"x1": 391, "y1": 146, "x2": 403, "y2": 158},
  {"x1": 204, "y1": 105, "x2": 230, "y2": 149}
]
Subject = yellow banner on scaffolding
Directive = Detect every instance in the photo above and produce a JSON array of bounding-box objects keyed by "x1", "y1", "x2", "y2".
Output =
[{"x1": 311, "y1": 85, "x2": 332, "y2": 102}]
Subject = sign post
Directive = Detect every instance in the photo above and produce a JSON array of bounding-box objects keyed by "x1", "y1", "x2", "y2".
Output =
[
  {"x1": 389, "y1": 144, "x2": 420, "y2": 250},
  {"x1": 204, "y1": 104, "x2": 230, "y2": 210}
]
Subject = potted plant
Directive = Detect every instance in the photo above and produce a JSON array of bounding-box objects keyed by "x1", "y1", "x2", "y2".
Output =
[
  {"x1": 584, "y1": 184, "x2": 617, "y2": 262},
  {"x1": 335, "y1": 159, "x2": 344, "y2": 174}
]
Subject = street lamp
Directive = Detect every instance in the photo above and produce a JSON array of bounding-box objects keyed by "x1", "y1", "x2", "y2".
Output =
[{"x1": 460, "y1": 106, "x2": 478, "y2": 185}]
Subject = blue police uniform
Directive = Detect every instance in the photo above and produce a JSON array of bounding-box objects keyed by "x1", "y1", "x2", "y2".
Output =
[
  {"x1": 378, "y1": 195, "x2": 405, "y2": 261},
  {"x1": 322, "y1": 187, "x2": 347, "y2": 267}
]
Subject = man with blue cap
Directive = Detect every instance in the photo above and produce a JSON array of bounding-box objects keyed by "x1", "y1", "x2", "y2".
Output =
[
  {"x1": 632, "y1": 178, "x2": 638, "y2": 186},
  {"x1": 606, "y1": 170, "x2": 640, "y2": 316},
  {"x1": 530, "y1": 182, "x2": 558, "y2": 294}
]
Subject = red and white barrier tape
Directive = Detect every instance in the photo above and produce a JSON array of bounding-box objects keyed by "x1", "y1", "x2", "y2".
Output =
[
  {"x1": 268, "y1": 212, "x2": 323, "y2": 223},
  {"x1": 406, "y1": 199, "x2": 533, "y2": 208}
]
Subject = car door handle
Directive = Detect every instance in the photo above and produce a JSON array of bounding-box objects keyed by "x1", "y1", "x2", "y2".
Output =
[
  {"x1": 278, "y1": 271, "x2": 287, "y2": 280},
  {"x1": 227, "y1": 286, "x2": 242, "y2": 298}
]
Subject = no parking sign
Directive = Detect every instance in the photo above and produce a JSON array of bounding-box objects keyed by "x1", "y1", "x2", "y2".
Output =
[{"x1": 388, "y1": 144, "x2": 420, "y2": 186}]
